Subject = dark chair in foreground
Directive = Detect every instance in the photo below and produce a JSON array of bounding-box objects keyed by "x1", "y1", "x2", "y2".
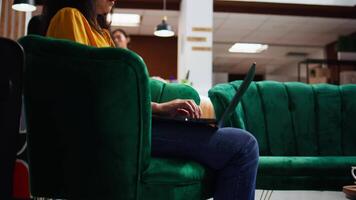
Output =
[
  {"x1": 19, "y1": 35, "x2": 213, "y2": 200},
  {"x1": 0, "y1": 37, "x2": 24, "y2": 199}
]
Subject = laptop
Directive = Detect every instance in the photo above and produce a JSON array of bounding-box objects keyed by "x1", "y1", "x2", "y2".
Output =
[{"x1": 153, "y1": 63, "x2": 256, "y2": 129}]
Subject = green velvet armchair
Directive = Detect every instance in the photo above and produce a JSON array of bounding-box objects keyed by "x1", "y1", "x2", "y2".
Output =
[
  {"x1": 19, "y1": 35, "x2": 213, "y2": 200},
  {"x1": 209, "y1": 80, "x2": 356, "y2": 191}
]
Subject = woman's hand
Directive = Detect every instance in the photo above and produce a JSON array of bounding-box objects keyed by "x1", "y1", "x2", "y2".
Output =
[{"x1": 151, "y1": 99, "x2": 202, "y2": 119}]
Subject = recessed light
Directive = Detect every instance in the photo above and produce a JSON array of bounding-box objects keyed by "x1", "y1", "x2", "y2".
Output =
[
  {"x1": 229, "y1": 43, "x2": 268, "y2": 53},
  {"x1": 110, "y1": 13, "x2": 141, "y2": 27}
]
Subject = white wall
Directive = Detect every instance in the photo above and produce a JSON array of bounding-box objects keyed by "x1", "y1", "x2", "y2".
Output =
[
  {"x1": 178, "y1": 0, "x2": 213, "y2": 96},
  {"x1": 265, "y1": 50, "x2": 325, "y2": 82}
]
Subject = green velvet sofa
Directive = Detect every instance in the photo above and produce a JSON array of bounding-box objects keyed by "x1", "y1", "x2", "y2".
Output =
[
  {"x1": 19, "y1": 35, "x2": 213, "y2": 200},
  {"x1": 209, "y1": 80, "x2": 356, "y2": 191}
]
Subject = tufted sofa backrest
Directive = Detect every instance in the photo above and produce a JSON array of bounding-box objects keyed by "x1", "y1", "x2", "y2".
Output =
[
  {"x1": 209, "y1": 81, "x2": 356, "y2": 156},
  {"x1": 150, "y1": 79, "x2": 200, "y2": 105}
]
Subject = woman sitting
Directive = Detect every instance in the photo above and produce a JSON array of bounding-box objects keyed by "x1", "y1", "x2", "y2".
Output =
[{"x1": 41, "y1": 0, "x2": 259, "y2": 199}]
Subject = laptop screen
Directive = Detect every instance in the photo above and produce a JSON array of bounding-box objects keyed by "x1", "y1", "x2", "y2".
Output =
[{"x1": 217, "y1": 63, "x2": 256, "y2": 128}]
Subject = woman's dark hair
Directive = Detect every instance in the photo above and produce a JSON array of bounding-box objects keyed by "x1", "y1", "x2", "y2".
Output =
[
  {"x1": 27, "y1": 15, "x2": 45, "y2": 36},
  {"x1": 42, "y1": 0, "x2": 110, "y2": 33}
]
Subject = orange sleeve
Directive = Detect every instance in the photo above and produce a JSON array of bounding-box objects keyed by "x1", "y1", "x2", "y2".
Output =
[{"x1": 46, "y1": 8, "x2": 90, "y2": 45}]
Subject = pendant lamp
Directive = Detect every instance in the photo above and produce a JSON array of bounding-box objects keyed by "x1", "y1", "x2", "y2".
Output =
[
  {"x1": 154, "y1": 0, "x2": 174, "y2": 37},
  {"x1": 12, "y1": 0, "x2": 36, "y2": 12}
]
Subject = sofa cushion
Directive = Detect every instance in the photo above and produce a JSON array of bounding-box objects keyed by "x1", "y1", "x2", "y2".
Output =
[
  {"x1": 141, "y1": 158, "x2": 214, "y2": 199},
  {"x1": 258, "y1": 156, "x2": 356, "y2": 190},
  {"x1": 340, "y1": 85, "x2": 356, "y2": 155},
  {"x1": 259, "y1": 156, "x2": 356, "y2": 176},
  {"x1": 257, "y1": 81, "x2": 296, "y2": 156},
  {"x1": 142, "y1": 158, "x2": 208, "y2": 185},
  {"x1": 313, "y1": 84, "x2": 343, "y2": 155},
  {"x1": 284, "y1": 82, "x2": 318, "y2": 156},
  {"x1": 142, "y1": 157, "x2": 214, "y2": 200}
]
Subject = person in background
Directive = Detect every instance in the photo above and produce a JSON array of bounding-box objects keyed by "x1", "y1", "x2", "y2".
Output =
[
  {"x1": 111, "y1": 28, "x2": 130, "y2": 49},
  {"x1": 111, "y1": 28, "x2": 168, "y2": 82},
  {"x1": 41, "y1": 0, "x2": 259, "y2": 199}
]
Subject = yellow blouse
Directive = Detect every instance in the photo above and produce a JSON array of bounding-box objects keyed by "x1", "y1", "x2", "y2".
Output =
[{"x1": 46, "y1": 7, "x2": 115, "y2": 48}]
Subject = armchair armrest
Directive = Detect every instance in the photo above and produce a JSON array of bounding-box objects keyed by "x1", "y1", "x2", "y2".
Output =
[{"x1": 19, "y1": 35, "x2": 151, "y2": 199}]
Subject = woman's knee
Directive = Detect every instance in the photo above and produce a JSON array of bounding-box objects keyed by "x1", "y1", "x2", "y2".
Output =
[
  {"x1": 241, "y1": 129, "x2": 259, "y2": 155},
  {"x1": 216, "y1": 128, "x2": 259, "y2": 158}
]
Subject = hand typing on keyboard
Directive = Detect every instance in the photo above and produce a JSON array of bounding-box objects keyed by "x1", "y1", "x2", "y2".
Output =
[{"x1": 151, "y1": 99, "x2": 202, "y2": 119}]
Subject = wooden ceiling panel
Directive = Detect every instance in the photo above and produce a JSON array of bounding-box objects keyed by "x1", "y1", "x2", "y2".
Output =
[
  {"x1": 35, "y1": 0, "x2": 356, "y2": 19},
  {"x1": 115, "y1": 0, "x2": 181, "y2": 10}
]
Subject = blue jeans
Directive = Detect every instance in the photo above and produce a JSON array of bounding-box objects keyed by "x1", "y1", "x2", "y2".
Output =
[{"x1": 152, "y1": 119, "x2": 259, "y2": 200}]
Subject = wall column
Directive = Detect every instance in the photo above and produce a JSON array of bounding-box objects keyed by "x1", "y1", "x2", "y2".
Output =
[{"x1": 178, "y1": 0, "x2": 213, "y2": 96}]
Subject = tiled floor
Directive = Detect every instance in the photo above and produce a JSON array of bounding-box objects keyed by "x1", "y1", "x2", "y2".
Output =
[
  {"x1": 255, "y1": 190, "x2": 345, "y2": 200},
  {"x1": 207, "y1": 190, "x2": 346, "y2": 200}
]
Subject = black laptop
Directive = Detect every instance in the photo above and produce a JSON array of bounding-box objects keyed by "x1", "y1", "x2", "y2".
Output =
[{"x1": 153, "y1": 63, "x2": 256, "y2": 128}]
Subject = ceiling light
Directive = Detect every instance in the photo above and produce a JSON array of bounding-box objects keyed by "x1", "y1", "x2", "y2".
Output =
[
  {"x1": 110, "y1": 13, "x2": 141, "y2": 27},
  {"x1": 225, "y1": 0, "x2": 356, "y2": 7},
  {"x1": 154, "y1": 0, "x2": 175, "y2": 37},
  {"x1": 12, "y1": 0, "x2": 36, "y2": 12},
  {"x1": 154, "y1": 16, "x2": 175, "y2": 37},
  {"x1": 229, "y1": 43, "x2": 268, "y2": 53}
]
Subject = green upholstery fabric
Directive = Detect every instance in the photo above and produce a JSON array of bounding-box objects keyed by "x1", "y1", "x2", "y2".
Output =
[
  {"x1": 149, "y1": 79, "x2": 200, "y2": 105},
  {"x1": 143, "y1": 158, "x2": 206, "y2": 185},
  {"x1": 209, "y1": 81, "x2": 356, "y2": 190},
  {"x1": 341, "y1": 85, "x2": 356, "y2": 155},
  {"x1": 258, "y1": 156, "x2": 356, "y2": 190},
  {"x1": 284, "y1": 82, "x2": 318, "y2": 156},
  {"x1": 142, "y1": 158, "x2": 213, "y2": 200},
  {"x1": 19, "y1": 35, "x2": 212, "y2": 199}
]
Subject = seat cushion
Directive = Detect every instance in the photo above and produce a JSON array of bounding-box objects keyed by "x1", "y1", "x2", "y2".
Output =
[
  {"x1": 141, "y1": 158, "x2": 214, "y2": 200},
  {"x1": 257, "y1": 156, "x2": 356, "y2": 190},
  {"x1": 142, "y1": 158, "x2": 209, "y2": 185}
]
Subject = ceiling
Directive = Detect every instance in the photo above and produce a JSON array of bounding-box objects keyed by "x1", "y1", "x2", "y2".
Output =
[
  {"x1": 111, "y1": 0, "x2": 356, "y2": 19},
  {"x1": 113, "y1": 8, "x2": 356, "y2": 75},
  {"x1": 31, "y1": 1, "x2": 356, "y2": 76},
  {"x1": 213, "y1": 12, "x2": 356, "y2": 74}
]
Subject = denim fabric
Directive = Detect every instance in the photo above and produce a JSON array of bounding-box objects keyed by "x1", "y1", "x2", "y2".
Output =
[{"x1": 152, "y1": 119, "x2": 259, "y2": 200}]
